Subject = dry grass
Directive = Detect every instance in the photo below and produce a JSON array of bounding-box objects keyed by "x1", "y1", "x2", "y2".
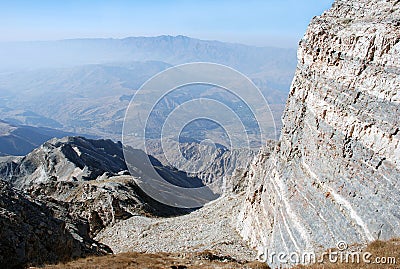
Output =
[
  {"x1": 34, "y1": 251, "x2": 269, "y2": 269},
  {"x1": 295, "y1": 238, "x2": 400, "y2": 269},
  {"x1": 33, "y1": 239, "x2": 400, "y2": 268}
]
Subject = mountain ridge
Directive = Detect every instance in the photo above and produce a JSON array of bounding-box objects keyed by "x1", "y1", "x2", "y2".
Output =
[
  {"x1": 0, "y1": 35, "x2": 296, "y2": 77},
  {"x1": 0, "y1": 120, "x2": 77, "y2": 156}
]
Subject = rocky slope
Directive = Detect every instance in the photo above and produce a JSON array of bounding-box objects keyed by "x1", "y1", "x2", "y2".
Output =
[
  {"x1": 0, "y1": 137, "x2": 199, "y2": 236},
  {"x1": 91, "y1": 145, "x2": 277, "y2": 263},
  {"x1": 0, "y1": 136, "x2": 258, "y2": 267},
  {"x1": 0, "y1": 180, "x2": 110, "y2": 268},
  {"x1": 237, "y1": 0, "x2": 400, "y2": 260},
  {"x1": 95, "y1": 194, "x2": 256, "y2": 261}
]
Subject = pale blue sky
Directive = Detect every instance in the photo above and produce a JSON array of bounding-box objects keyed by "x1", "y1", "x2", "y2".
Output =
[{"x1": 0, "y1": 0, "x2": 334, "y2": 47}]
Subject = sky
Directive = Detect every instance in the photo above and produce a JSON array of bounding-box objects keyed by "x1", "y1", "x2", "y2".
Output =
[{"x1": 0, "y1": 0, "x2": 334, "y2": 48}]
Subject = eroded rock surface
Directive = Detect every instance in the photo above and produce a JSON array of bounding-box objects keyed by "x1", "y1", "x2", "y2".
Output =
[
  {"x1": 0, "y1": 181, "x2": 110, "y2": 269},
  {"x1": 237, "y1": 0, "x2": 400, "y2": 258}
]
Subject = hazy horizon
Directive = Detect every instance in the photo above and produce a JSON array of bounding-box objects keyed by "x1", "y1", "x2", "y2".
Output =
[
  {"x1": 0, "y1": 34, "x2": 301, "y2": 49},
  {"x1": 0, "y1": 0, "x2": 334, "y2": 48},
  {"x1": 0, "y1": 34, "x2": 299, "y2": 49}
]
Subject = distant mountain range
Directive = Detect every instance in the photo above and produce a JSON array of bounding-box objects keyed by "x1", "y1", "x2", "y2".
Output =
[
  {"x1": 0, "y1": 36, "x2": 295, "y2": 141},
  {"x1": 0, "y1": 35, "x2": 296, "y2": 76},
  {"x1": 0, "y1": 120, "x2": 76, "y2": 156}
]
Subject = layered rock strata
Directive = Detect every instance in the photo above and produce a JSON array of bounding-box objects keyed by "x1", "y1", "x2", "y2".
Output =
[{"x1": 237, "y1": 0, "x2": 400, "y2": 257}]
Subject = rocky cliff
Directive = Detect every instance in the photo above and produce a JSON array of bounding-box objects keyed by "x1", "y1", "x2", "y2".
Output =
[{"x1": 237, "y1": 0, "x2": 400, "y2": 257}]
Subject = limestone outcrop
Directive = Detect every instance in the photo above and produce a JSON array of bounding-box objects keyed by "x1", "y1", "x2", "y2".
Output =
[{"x1": 237, "y1": 0, "x2": 400, "y2": 257}]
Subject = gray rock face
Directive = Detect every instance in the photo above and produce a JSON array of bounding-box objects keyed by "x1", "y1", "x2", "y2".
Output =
[
  {"x1": 0, "y1": 180, "x2": 110, "y2": 269},
  {"x1": 237, "y1": 0, "x2": 400, "y2": 258}
]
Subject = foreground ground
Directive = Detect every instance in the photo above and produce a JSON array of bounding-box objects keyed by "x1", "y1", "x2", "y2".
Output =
[
  {"x1": 34, "y1": 251, "x2": 268, "y2": 269},
  {"x1": 34, "y1": 239, "x2": 400, "y2": 269}
]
